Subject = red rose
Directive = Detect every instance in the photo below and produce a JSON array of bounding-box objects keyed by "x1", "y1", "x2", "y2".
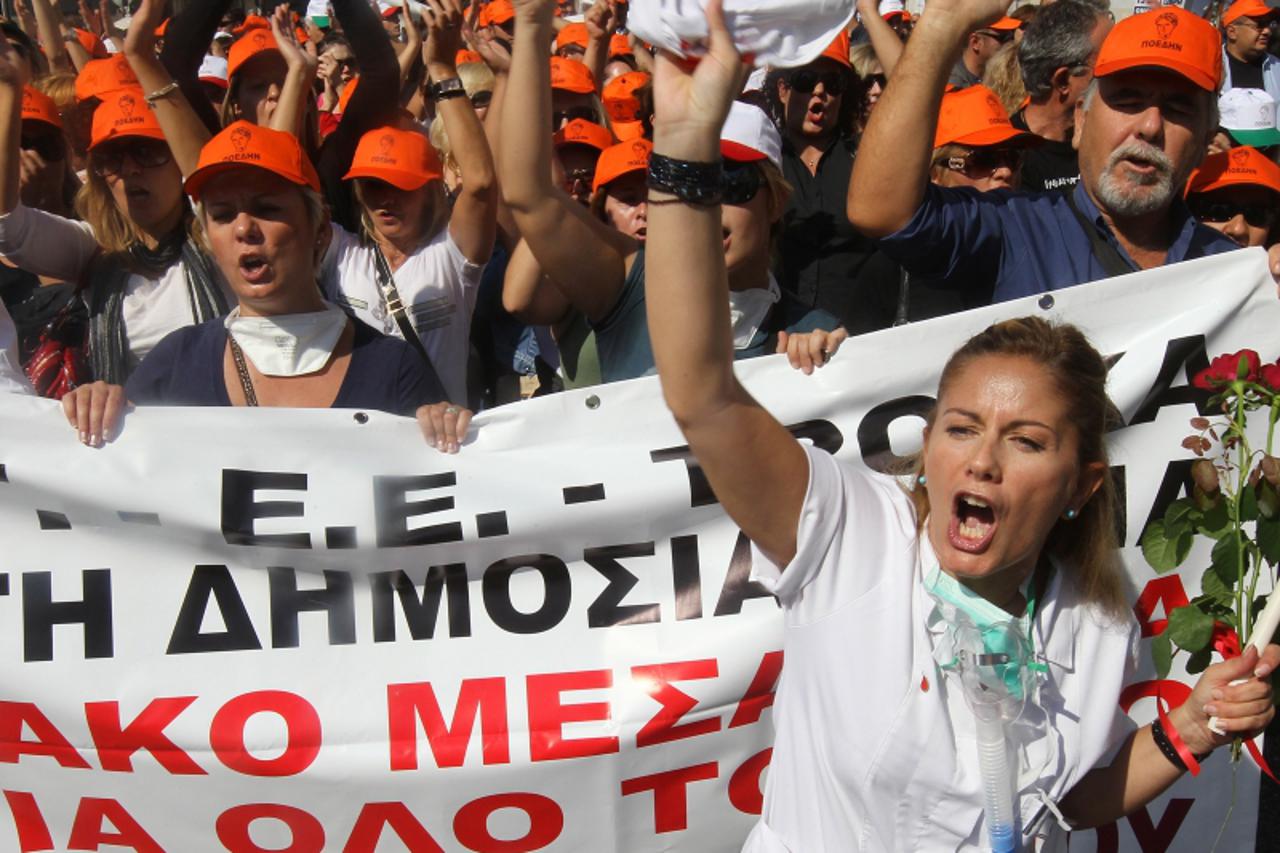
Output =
[
  {"x1": 1192, "y1": 349, "x2": 1261, "y2": 390},
  {"x1": 1260, "y1": 362, "x2": 1280, "y2": 392}
]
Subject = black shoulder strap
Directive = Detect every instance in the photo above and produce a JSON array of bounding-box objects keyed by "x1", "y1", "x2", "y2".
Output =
[
  {"x1": 1063, "y1": 190, "x2": 1134, "y2": 279},
  {"x1": 371, "y1": 242, "x2": 432, "y2": 365}
]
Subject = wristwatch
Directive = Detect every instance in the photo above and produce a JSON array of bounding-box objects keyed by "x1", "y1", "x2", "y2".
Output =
[{"x1": 427, "y1": 77, "x2": 466, "y2": 102}]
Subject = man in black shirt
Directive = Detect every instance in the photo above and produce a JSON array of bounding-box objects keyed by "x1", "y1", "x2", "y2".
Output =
[
  {"x1": 1010, "y1": 0, "x2": 1112, "y2": 193},
  {"x1": 1221, "y1": 0, "x2": 1279, "y2": 96}
]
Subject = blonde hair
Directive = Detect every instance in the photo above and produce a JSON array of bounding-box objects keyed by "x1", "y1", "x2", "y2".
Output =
[
  {"x1": 982, "y1": 42, "x2": 1028, "y2": 116},
  {"x1": 457, "y1": 62, "x2": 495, "y2": 97},
  {"x1": 353, "y1": 178, "x2": 450, "y2": 249},
  {"x1": 74, "y1": 168, "x2": 149, "y2": 255},
  {"x1": 33, "y1": 71, "x2": 76, "y2": 109},
  {"x1": 906, "y1": 317, "x2": 1128, "y2": 619},
  {"x1": 848, "y1": 44, "x2": 882, "y2": 81}
]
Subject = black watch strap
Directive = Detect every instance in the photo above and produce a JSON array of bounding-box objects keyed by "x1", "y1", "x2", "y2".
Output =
[{"x1": 428, "y1": 76, "x2": 467, "y2": 101}]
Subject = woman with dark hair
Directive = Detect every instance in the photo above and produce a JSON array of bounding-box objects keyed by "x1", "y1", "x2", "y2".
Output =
[{"x1": 644, "y1": 3, "x2": 1279, "y2": 849}]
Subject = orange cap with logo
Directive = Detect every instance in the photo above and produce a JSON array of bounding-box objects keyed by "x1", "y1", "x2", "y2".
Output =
[
  {"x1": 75, "y1": 54, "x2": 139, "y2": 102},
  {"x1": 228, "y1": 28, "x2": 281, "y2": 80},
  {"x1": 556, "y1": 22, "x2": 589, "y2": 52},
  {"x1": 933, "y1": 85, "x2": 1035, "y2": 149},
  {"x1": 89, "y1": 89, "x2": 167, "y2": 150},
  {"x1": 609, "y1": 33, "x2": 633, "y2": 57},
  {"x1": 479, "y1": 0, "x2": 515, "y2": 27},
  {"x1": 1093, "y1": 6, "x2": 1222, "y2": 92},
  {"x1": 343, "y1": 126, "x2": 443, "y2": 190},
  {"x1": 21, "y1": 86, "x2": 62, "y2": 131},
  {"x1": 74, "y1": 28, "x2": 109, "y2": 59},
  {"x1": 819, "y1": 31, "x2": 852, "y2": 69},
  {"x1": 550, "y1": 56, "x2": 596, "y2": 93},
  {"x1": 185, "y1": 121, "x2": 321, "y2": 199},
  {"x1": 1186, "y1": 146, "x2": 1280, "y2": 196},
  {"x1": 602, "y1": 70, "x2": 649, "y2": 122},
  {"x1": 1222, "y1": 0, "x2": 1277, "y2": 26},
  {"x1": 593, "y1": 138, "x2": 651, "y2": 192},
  {"x1": 554, "y1": 118, "x2": 614, "y2": 151}
]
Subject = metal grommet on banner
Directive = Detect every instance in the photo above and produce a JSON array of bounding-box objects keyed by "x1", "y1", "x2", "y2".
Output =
[
  {"x1": 353, "y1": 411, "x2": 369, "y2": 424},
  {"x1": 1037, "y1": 294, "x2": 1055, "y2": 311},
  {"x1": 585, "y1": 395, "x2": 601, "y2": 410}
]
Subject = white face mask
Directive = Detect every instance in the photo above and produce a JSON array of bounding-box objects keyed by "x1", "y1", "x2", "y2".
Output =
[
  {"x1": 727, "y1": 277, "x2": 781, "y2": 349},
  {"x1": 225, "y1": 304, "x2": 348, "y2": 377}
]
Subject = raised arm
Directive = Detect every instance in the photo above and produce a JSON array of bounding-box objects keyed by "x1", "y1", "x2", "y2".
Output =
[
  {"x1": 466, "y1": 11, "x2": 521, "y2": 251},
  {"x1": 499, "y1": 0, "x2": 635, "y2": 324},
  {"x1": 581, "y1": 0, "x2": 617, "y2": 94},
  {"x1": 855, "y1": 0, "x2": 903, "y2": 77},
  {"x1": 502, "y1": 238, "x2": 573, "y2": 325},
  {"x1": 425, "y1": 0, "x2": 497, "y2": 265},
  {"x1": 122, "y1": 0, "x2": 211, "y2": 178},
  {"x1": 647, "y1": 0, "x2": 807, "y2": 567},
  {"x1": 268, "y1": 4, "x2": 320, "y2": 140},
  {"x1": 157, "y1": 0, "x2": 228, "y2": 134},
  {"x1": 30, "y1": 0, "x2": 73, "y2": 74},
  {"x1": 0, "y1": 35, "x2": 25, "y2": 217},
  {"x1": 847, "y1": 0, "x2": 1005, "y2": 236}
]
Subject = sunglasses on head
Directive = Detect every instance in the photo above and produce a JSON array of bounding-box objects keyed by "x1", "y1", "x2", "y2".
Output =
[
  {"x1": 944, "y1": 147, "x2": 1023, "y2": 175},
  {"x1": 552, "y1": 106, "x2": 597, "y2": 129},
  {"x1": 20, "y1": 132, "x2": 64, "y2": 162},
  {"x1": 90, "y1": 139, "x2": 172, "y2": 177},
  {"x1": 722, "y1": 159, "x2": 762, "y2": 205},
  {"x1": 787, "y1": 68, "x2": 849, "y2": 96},
  {"x1": 1191, "y1": 199, "x2": 1277, "y2": 228}
]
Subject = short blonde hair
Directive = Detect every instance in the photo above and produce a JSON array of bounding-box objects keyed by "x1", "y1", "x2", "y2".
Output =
[{"x1": 982, "y1": 42, "x2": 1028, "y2": 116}]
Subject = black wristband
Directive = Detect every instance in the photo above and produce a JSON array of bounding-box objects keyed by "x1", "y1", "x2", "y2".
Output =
[
  {"x1": 1151, "y1": 717, "x2": 1209, "y2": 772},
  {"x1": 647, "y1": 152, "x2": 724, "y2": 206},
  {"x1": 427, "y1": 76, "x2": 467, "y2": 102}
]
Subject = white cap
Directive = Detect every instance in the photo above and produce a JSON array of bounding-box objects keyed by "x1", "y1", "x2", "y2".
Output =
[
  {"x1": 721, "y1": 101, "x2": 782, "y2": 168},
  {"x1": 198, "y1": 54, "x2": 229, "y2": 86},
  {"x1": 627, "y1": 0, "x2": 855, "y2": 69},
  {"x1": 879, "y1": 0, "x2": 907, "y2": 17},
  {"x1": 1218, "y1": 87, "x2": 1280, "y2": 146},
  {"x1": 743, "y1": 66, "x2": 770, "y2": 92}
]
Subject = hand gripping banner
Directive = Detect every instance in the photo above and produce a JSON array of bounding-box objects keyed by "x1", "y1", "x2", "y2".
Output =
[{"x1": 0, "y1": 249, "x2": 1276, "y2": 852}]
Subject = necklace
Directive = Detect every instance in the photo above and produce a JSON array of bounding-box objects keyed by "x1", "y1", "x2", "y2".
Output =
[{"x1": 228, "y1": 335, "x2": 259, "y2": 406}]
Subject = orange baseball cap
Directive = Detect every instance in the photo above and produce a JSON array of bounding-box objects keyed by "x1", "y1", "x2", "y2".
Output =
[
  {"x1": 89, "y1": 89, "x2": 167, "y2": 150},
  {"x1": 21, "y1": 86, "x2": 62, "y2": 130},
  {"x1": 479, "y1": 0, "x2": 515, "y2": 27},
  {"x1": 987, "y1": 16, "x2": 1022, "y2": 30},
  {"x1": 556, "y1": 22, "x2": 589, "y2": 52},
  {"x1": 343, "y1": 125, "x2": 443, "y2": 190},
  {"x1": 818, "y1": 32, "x2": 851, "y2": 69},
  {"x1": 593, "y1": 138, "x2": 651, "y2": 192},
  {"x1": 612, "y1": 119, "x2": 645, "y2": 141},
  {"x1": 75, "y1": 54, "x2": 138, "y2": 102},
  {"x1": 1093, "y1": 6, "x2": 1222, "y2": 92},
  {"x1": 602, "y1": 70, "x2": 649, "y2": 122},
  {"x1": 185, "y1": 121, "x2": 321, "y2": 198},
  {"x1": 933, "y1": 85, "x2": 1035, "y2": 149},
  {"x1": 456, "y1": 49, "x2": 484, "y2": 66},
  {"x1": 74, "y1": 27, "x2": 109, "y2": 59},
  {"x1": 1186, "y1": 146, "x2": 1280, "y2": 196},
  {"x1": 554, "y1": 118, "x2": 614, "y2": 151},
  {"x1": 609, "y1": 33, "x2": 633, "y2": 57},
  {"x1": 550, "y1": 56, "x2": 595, "y2": 94},
  {"x1": 228, "y1": 28, "x2": 281, "y2": 80},
  {"x1": 233, "y1": 15, "x2": 271, "y2": 34},
  {"x1": 1223, "y1": 0, "x2": 1278, "y2": 25},
  {"x1": 336, "y1": 75, "x2": 359, "y2": 114}
]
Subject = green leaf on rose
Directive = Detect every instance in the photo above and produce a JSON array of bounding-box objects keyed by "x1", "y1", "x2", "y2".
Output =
[
  {"x1": 1151, "y1": 630, "x2": 1173, "y2": 679},
  {"x1": 1186, "y1": 646, "x2": 1212, "y2": 674},
  {"x1": 1258, "y1": 515, "x2": 1280, "y2": 566},
  {"x1": 1167, "y1": 604, "x2": 1215, "y2": 653},
  {"x1": 1141, "y1": 519, "x2": 1193, "y2": 573},
  {"x1": 1257, "y1": 480, "x2": 1280, "y2": 521},
  {"x1": 1240, "y1": 485, "x2": 1259, "y2": 522},
  {"x1": 1201, "y1": 566, "x2": 1235, "y2": 605},
  {"x1": 1211, "y1": 532, "x2": 1245, "y2": 585},
  {"x1": 1164, "y1": 498, "x2": 1196, "y2": 533},
  {"x1": 1196, "y1": 496, "x2": 1231, "y2": 538}
]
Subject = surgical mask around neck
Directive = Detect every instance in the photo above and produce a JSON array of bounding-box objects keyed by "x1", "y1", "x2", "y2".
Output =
[
  {"x1": 225, "y1": 304, "x2": 347, "y2": 377},
  {"x1": 727, "y1": 277, "x2": 781, "y2": 349}
]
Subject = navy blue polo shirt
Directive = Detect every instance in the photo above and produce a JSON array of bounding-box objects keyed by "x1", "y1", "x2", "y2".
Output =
[{"x1": 877, "y1": 181, "x2": 1239, "y2": 304}]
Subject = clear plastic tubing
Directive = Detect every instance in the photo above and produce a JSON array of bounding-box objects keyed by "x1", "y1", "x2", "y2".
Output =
[{"x1": 975, "y1": 711, "x2": 1018, "y2": 853}]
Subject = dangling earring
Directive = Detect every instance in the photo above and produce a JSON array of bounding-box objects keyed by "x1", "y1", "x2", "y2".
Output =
[
  {"x1": 916, "y1": 474, "x2": 927, "y2": 486},
  {"x1": 1064, "y1": 508, "x2": 1078, "y2": 520}
]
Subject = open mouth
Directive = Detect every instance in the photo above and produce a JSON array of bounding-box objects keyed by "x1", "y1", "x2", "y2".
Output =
[
  {"x1": 948, "y1": 493, "x2": 997, "y2": 553},
  {"x1": 238, "y1": 253, "x2": 271, "y2": 284}
]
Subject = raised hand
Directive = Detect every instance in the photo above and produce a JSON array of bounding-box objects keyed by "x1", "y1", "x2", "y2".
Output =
[
  {"x1": 651, "y1": 0, "x2": 747, "y2": 139},
  {"x1": 123, "y1": 0, "x2": 164, "y2": 58},
  {"x1": 78, "y1": 0, "x2": 103, "y2": 36},
  {"x1": 467, "y1": 9, "x2": 512, "y2": 75},
  {"x1": 583, "y1": 0, "x2": 619, "y2": 40},
  {"x1": 0, "y1": 32, "x2": 29, "y2": 90},
  {"x1": 271, "y1": 3, "x2": 318, "y2": 73},
  {"x1": 422, "y1": 0, "x2": 464, "y2": 74}
]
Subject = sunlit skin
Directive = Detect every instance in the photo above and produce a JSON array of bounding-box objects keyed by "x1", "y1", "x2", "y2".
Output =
[
  {"x1": 921, "y1": 354, "x2": 1103, "y2": 609},
  {"x1": 235, "y1": 52, "x2": 288, "y2": 126},
  {"x1": 1190, "y1": 186, "x2": 1278, "y2": 248},
  {"x1": 94, "y1": 139, "x2": 185, "y2": 238},
  {"x1": 200, "y1": 169, "x2": 329, "y2": 317},
  {"x1": 1225, "y1": 15, "x2": 1274, "y2": 63},
  {"x1": 603, "y1": 59, "x2": 634, "y2": 83},
  {"x1": 600, "y1": 171, "x2": 647, "y2": 241},
  {"x1": 721, "y1": 164, "x2": 775, "y2": 286},
  {"x1": 356, "y1": 178, "x2": 431, "y2": 249}
]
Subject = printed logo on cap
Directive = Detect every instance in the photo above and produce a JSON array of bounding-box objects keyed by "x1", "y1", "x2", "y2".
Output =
[
  {"x1": 373, "y1": 132, "x2": 398, "y2": 165},
  {"x1": 1231, "y1": 147, "x2": 1250, "y2": 168},
  {"x1": 251, "y1": 30, "x2": 271, "y2": 49},
  {"x1": 630, "y1": 141, "x2": 649, "y2": 161},
  {"x1": 228, "y1": 126, "x2": 261, "y2": 162},
  {"x1": 1152, "y1": 12, "x2": 1178, "y2": 43},
  {"x1": 118, "y1": 93, "x2": 137, "y2": 119}
]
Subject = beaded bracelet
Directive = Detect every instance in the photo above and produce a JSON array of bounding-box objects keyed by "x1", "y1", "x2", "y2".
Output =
[{"x1": 647, "y1": 152, "x2": 724, "y2": 206}]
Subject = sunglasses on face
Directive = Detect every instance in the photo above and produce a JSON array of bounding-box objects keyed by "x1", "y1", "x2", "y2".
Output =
[
  {"x1": 976, "y1": 29, "x2": 1015, "y2": 44},
  {"x1": 552, "y1": 106, "x2": 597, "y2": 128},
  {"x1": 470, "y1": 90, "x2": 493, "y2": 109},
  {"x1": 20, "y1": 132, "x2": 64, "y2": 162},
  {"x1": 866, "y1": 73, "x2": 887, "y2": 90},
  {"x1": 1191, "y1": 200, "x2": 1276, "y2": 228},
  {"x1": 943, "y1": 147, "x2": 1023, "y2": 176},
  {"x1": 722, "y1": 160, "x2": 762, "y2": 206},
  {"x1": 90, "y1": 139, "x2": 172, "y2": 177},
  {"x1": 787, "y1": 68, "x2": 849, "y2": 96}
]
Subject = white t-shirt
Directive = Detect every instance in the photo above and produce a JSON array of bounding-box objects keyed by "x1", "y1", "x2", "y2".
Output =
[
  {"x1": 319, "y1": 224, "x2": 484, "y2": 404},
  {"x1": 0, "y1": 204, "x2": 231, "y2": 371},
  {"x1": 745, "y1": 445, "x2": 1138, "y2": 853}
]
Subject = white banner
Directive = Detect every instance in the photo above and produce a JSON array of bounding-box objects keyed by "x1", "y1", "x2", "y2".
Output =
[{"x1": 0, "y1": 249, "x2": 1276, "y2": 852}]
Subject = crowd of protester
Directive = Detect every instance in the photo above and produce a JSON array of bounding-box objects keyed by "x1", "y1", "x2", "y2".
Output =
[{"x1": 0, "y1": 0, "x2": 1275, "y2": 425}]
